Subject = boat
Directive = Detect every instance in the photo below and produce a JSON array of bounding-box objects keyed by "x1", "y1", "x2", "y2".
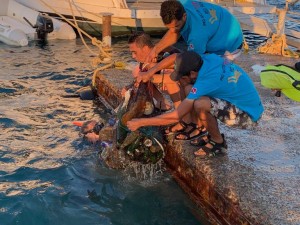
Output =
[
  {"x1": 12, "y1": 0, "x2": 278, "y2": 37},
  {"x1": 15, "y1": 0, "x2": 167, "y2": 36},
  {"x1": 0, "y1": 0, "x2": 76, "y2": 46},
  {"x1": 14, "y1": 0, "x2": 300, "y2": 49}
]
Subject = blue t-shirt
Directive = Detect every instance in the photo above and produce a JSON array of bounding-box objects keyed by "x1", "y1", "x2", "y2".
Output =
[
  {"x1": 187, "y1": 54, "x2": 264, "y2": 121},
  {"x1": 179, "y1": 0, "x2": 243, "y2": 55}
]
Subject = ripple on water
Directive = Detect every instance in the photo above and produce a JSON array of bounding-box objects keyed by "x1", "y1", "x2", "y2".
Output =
[{"x1": 0, "y1": 39, "x2": 207, "y2": 225}]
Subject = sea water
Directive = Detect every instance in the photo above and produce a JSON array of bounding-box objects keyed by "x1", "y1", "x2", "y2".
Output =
[
  {"x1": 0, "y1": 39, "x2": 208, "y2": 225},
  {"x1": 1, "y1": 1, "x2": 299, "y2": 224}
]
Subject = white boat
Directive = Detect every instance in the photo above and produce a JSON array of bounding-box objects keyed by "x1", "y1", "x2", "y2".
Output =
[
  {"x1": 0, "y1": 0, "x2": 76, "y2": 46},
  {"x1": 15, "y1": 0, "x2": 167, "y2": 36},
  {"x1": 14, "y1": 0, "x2": 300, "y2": 49},
  {"x1": 13, "y1": 0, "x2": 279, "y2": 37}
]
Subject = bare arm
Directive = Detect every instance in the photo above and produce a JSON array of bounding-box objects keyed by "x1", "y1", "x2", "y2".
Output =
[
  {"x1": 145, "y1": 30, "x2": 180, "y2": 63},
  {"x1": 127, "y1": 99, "x2": 194, "y2": 131},
  {"x1": 137, "y1": 53, "x2": 177, "y2": 83}
]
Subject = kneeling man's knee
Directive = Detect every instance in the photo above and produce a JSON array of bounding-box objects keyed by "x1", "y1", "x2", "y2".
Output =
[{"x1": 194, "y1": 96, "x2": 211, "y2": 112}]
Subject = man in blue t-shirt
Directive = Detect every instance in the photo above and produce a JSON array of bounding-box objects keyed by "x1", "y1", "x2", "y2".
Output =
[
  {"x1": 146, "y1": 0, "x2": 244, "y2": 62},
  {"x1": 127, "y1": 51, "x2": 264, "y2": 158}
]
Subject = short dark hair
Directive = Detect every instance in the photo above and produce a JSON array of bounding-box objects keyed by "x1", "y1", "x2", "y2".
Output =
[
  {"x1": 128, "y1": 31, "x2": 154, "y2": 48},
  {"x1": 160, "y1": 0, "x2": 186, "y2": 24}
]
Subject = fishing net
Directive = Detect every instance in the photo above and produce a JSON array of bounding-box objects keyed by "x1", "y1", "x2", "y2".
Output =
[{"x1": 116, "y1": 82, "x2": 165, "y2": 164}]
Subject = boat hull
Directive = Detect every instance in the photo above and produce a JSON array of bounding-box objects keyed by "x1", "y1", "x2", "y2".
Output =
[
  {"x1": 0, "y1": 0, "x2": 76, "y2": 46},
  {"x1": 57, "y1": 17, "x2": 167, "y2": 37},
  {"x1": 15, "y1": 0, "x2": 166, "y2": 36},
  {"x1": 0, "y1": 19, "x2": 28, "y2": 46}
]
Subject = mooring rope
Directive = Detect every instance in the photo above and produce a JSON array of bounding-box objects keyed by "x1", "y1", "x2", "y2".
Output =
[{"x1": 38, "y1": 0, "x2": 113, "y2": 65}]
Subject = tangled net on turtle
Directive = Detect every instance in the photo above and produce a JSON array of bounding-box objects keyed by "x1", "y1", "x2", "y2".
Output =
[{"x1": 116, "y1": 81, "x2": 165, "y2": 164}]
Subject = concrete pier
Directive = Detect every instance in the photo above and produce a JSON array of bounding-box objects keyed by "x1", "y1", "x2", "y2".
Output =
[{"x1": 94, "y1": 52, "x2": 300, "y2": 225}]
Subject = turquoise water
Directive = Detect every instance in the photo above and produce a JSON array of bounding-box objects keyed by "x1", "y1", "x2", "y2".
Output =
[{"x1": 0, "y1": 40, "x2": 206, "y2": 225}]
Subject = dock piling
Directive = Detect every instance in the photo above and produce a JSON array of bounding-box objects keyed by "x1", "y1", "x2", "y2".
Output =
[{"x1": 101, "y1": 13, "x2": 113, "y2": 48}]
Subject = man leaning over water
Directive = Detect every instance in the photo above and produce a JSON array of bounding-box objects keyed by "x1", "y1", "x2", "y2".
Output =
[
  {"x1": 125, "y1": 31, "x2": 184, "y2": 110},
  {"x1": 127, "y1": 51, "x2": 264, "y2": 158},
  {"x1": 145, "y1": 0, "x2": 244, "y2": 63},
  {"x1": 136, "y1": 0, "x2": 245, "y2": 137}
]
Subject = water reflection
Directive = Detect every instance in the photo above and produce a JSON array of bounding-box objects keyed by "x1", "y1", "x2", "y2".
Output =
[{"x1": 0, "y1": 39, "x2": 204, "y2": 225}]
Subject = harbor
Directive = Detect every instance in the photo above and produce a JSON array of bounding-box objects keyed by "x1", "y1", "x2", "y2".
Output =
[
  {"x1": 1, "y1": 0, "x2": 299, "y2": 48},
  {"x1": 0, "y1": 0, "x2": 300, "y2": 224}
]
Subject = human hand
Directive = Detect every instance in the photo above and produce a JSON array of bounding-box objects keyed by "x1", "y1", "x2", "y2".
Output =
[
  {"x1": 121, "y1": 87, "x2": 127, "y2": 97},
  {"x1": 84, "y1": 132, "x2": 99, "y2": 143},
  {"x1": 145, "y1": 46, "x2": 158, "y2": 63},
  {"x1": 126, "y1": 119, "x2": 141, "y2": 131},
  {"x1": 136, "y1": 71, "x2": 152, "y2": 83}
]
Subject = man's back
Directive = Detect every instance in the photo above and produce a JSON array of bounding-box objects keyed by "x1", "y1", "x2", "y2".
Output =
[
  {"x1": 186, "y1": 54, "x2": 263, "y2": 121},
  {"x1": 179, "y1": 0, "x2": 243, "y2": 55}
]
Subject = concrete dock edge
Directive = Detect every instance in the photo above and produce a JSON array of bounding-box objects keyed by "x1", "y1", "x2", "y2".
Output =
[{"x1": 94, "y1": 52, "x2": 300, "y2": 225}]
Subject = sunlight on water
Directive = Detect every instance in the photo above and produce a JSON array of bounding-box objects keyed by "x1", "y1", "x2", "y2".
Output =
[
  {"x1": 0, "y1": 39, "x2": 204, "y2": 225},
  {"x1": 1, "y1": 1, "x2": 299, "y2": 223}
]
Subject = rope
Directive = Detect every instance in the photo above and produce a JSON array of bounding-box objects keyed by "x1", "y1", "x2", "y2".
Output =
[
  {"x1": 38, "y1": 0, "x2": 112, "y2": 62},
  {"x1": 257, "y1": 7, "x2": 299, "y2": 58},
  {"x1": 68, "y1": 0, "x2": 98, "y2": 56},
  {"x1": 38, "y1": 0, "x2": 128, "y2": 88},
  {"x1": 258, "y1": 34, "x2": 299, "y2": 58}
]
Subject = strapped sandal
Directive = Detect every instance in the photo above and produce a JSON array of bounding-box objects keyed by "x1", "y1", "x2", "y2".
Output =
[
  {"x1": 164, "y1": 120, "x2": 189, "y2": 135},
  {"x1": 175, "y1": 125, "x2": 208, "y2": 141},
  {"x1": 190, "y1": 134, "x2": 210, "y2": 146},
  {"x1": 194, "y1": 134, "x2": 227, "y2": 158}
]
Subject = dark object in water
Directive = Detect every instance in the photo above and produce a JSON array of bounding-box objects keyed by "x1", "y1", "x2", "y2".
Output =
[
  {"x1": 23, "y1": 13, "x2": 54, "y2": 40},
  {"x1": 76, "y1": 85, "x2": 97, "y2": 100},
  {"x1": 78, "y1": 87, "x2": 96, "y2": 100},
  {"x1": 62, "y1": 85, "x2": 97, "y2": 100},
  {"x1": 73, "y1": 120, "x2": 104, "y2": 135},
  {"x1": 92, "y1": 122, "x2": 105, "y2": 134},
  {"x1": 295, "y1": 62, "x2": 300, "y2": 72}
]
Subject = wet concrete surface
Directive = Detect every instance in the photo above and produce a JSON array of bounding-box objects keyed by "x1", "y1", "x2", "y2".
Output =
[{"x1": 95, "y1": 51, "x2": 300, "y2": 225}]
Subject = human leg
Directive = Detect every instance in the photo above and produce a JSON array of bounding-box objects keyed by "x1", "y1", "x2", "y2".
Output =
[
  {"x1": 194, "y1": 97, "x2": 223, "y2": 143},
  {"x1": 174, "y1": 85, "x2": 207, "y2": 140},
  {"x1": 193, "y1": 97, "x2": 257, "y2": 157},
  {"x1": 193, "y1": 97, "x2": 226, "y2": 157},
  {"x1": 164, "y1": 83, "x2": 192, "y2": 134}
]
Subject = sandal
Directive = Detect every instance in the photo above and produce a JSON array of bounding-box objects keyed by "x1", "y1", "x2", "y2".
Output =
[
  {"x1": 194, "y1": 134, "x2": 227, "y2": 158},
  {"x1": 164, "y1": 120, "x2": 190, "y2": 135},
  {"x1": 190, "y1": 134, "x2": 210, "y2": 146},
  {"x1": 175, "y1": 125, "x2": 208, "y2": 141}
]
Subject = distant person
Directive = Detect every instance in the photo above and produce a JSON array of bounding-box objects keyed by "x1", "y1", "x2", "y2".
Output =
[
  {"x1": 146, "y1": 0, "x2": 244, "y2": 63},
  {"x1": 126, "y1": 31, "x2": 183, "y2": 110},
  {"x1": 127, "y1": 51, "x2": 264, "y2": 158}
]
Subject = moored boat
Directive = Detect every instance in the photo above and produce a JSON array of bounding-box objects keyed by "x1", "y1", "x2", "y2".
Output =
[
  {"x1": 0, "y1": 0, "x2": 76, "y2": 46},
  {"x1": 13, "y1": 0, "x2": 300, "y2": 49},
  {"x1": 15, "y1": 0, "x2": 167, "y2": 36}
]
